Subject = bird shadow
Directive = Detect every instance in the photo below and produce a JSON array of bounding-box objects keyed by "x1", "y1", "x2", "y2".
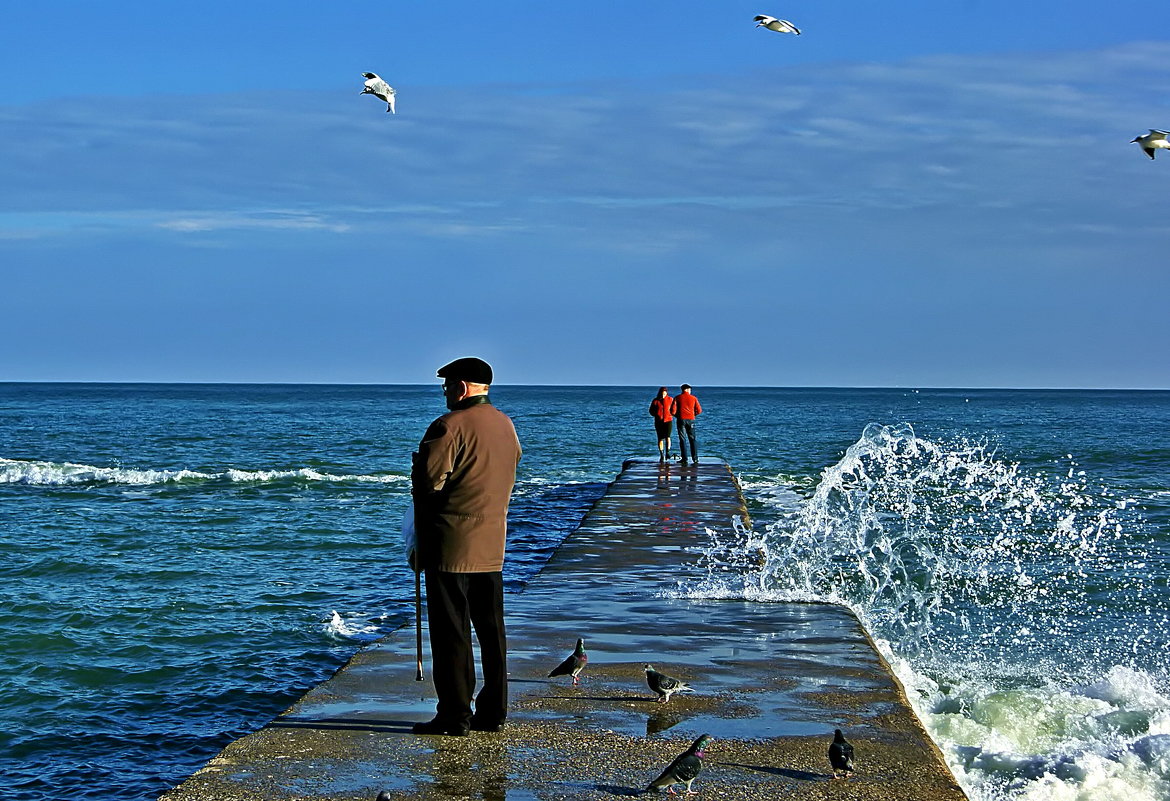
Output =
[
  {"x1": 646, "y1": 711, "x2": 685, "y2": 736},
  {"x1": 719, "y1": 762, "x2": 827, "y2": 782},
  {"x1": 547, "y1": 693, "x2": 649, "y2": 703},
  {"x1": 269, "y1": 716, "x2": 417, "y2": 734},
  {"x1": 594, "y1": 784, "x2": 644, "y2": 797}
]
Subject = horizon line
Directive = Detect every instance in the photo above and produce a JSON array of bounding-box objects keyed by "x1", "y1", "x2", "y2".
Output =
[{"x1": 2, "y1": 380, "x2": 1168, "y2": 393}]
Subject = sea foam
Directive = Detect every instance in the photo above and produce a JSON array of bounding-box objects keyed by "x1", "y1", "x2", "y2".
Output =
[{"x1": 0, "y1": 457, "x2": 406, "y2": 486}]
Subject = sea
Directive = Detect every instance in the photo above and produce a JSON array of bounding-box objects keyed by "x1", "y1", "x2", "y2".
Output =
[{"x1": 1, "y1": 383, "x2": 1167, "y2": 801}]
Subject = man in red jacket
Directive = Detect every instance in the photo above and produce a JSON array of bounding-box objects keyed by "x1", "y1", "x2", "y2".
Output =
[{"x1": 671, "y1": 384, "x2": 702, "y2": 465}]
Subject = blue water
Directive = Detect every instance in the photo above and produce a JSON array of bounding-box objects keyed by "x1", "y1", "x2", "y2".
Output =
[{"x1": 2, "y1": 384, "x2": 1168, "y2": 801}]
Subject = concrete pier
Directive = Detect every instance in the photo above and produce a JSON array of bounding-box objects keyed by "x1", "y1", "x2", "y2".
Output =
[{"x1": 161, "y1": 458, "x2": 967, "y2": 801}]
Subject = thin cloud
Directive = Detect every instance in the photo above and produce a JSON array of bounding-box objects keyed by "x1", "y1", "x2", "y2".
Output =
[
  {"x1": 155, "y1": 211, "x2": 351, "y2": 234},
  {"x1": 3, "y1": 43, "x2": 1169, "y2": 236},
  {"x1": 2, "y1": 45, "x2": 1169, "y2": 386}
]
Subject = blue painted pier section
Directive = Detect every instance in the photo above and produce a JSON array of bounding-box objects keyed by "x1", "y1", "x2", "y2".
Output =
[{"x1": 161, "y1": 458, "x2": 967, "y2": 801}]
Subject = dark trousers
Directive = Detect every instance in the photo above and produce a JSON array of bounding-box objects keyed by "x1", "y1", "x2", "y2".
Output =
[
  {"x1": 423, "y1": 570, "x2": 507, "y2": 726},
  {"x1": 677, "y1": 419, "x2": 697, "y2": 461}
]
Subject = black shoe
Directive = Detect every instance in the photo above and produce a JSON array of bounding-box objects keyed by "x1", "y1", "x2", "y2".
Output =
[
  {"x1": 470, "y1": 718, "x2": 505, "y2": 733},
  {"x1": 412, "y1": 718, "x2": 469, "y2": 736}
]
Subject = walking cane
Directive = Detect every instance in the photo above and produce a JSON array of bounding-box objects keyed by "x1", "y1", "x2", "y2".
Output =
[{"x1": 414, "y1": 569, "x2": 424, "y2": 681}]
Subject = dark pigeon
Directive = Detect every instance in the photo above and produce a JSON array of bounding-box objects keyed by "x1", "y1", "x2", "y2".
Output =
[
  {"x1": 828, "y1": 728, "x2": 856, "y2": 779},
  {"x1": 548, "y1": 637, "x2": 587, "y2": 685},
  {"x1": 646, "y1": 733, "x2": 712, "y2": 795},
  {"x1": 644, "y1": 664, "x2": 694, "y2": 703}
]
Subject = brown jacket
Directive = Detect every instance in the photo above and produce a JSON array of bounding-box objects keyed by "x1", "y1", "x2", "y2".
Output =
[{"x1": 411, "y1": 396, "x2": 521, "y2": 573}]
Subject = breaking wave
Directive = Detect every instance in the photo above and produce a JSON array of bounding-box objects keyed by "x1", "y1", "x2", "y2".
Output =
[
  {"x1": 681, "y1": 422, "x2": 1170, "y2": 801},
  {"x1": 0, "y1": 457, "x2": 407, "y2": 486}
]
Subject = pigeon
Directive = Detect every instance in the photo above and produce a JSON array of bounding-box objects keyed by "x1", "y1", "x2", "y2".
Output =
[
  {"x1": 828, "y1": 729, "x2": 856, "y2": 779},
  {"x1": 645, "y1": 664, "x2": 694, "y2": 703},
  {"x1": 1131, "y1": 129, "x2": 1170, "y2": 160},
  {"x1": 754, "y1": 14, "x2": 801, "y2": 35},
  {"x1": 548, "y1": 638, "x2": 587, "y2": 685},
  {"x1": 646, "y1": 734, "x2": 713, "y2": 795},
  {"x1": 361, "y1": 72, "x2": 397, "y2": 114}
]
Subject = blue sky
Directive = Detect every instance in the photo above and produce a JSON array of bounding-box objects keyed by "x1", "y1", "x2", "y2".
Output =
[{"x1": 2, "y1": 2, "x2": 1169, "y2": 387}]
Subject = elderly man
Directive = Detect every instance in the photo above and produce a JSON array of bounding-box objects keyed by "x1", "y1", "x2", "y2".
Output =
[{"x1": 409, "y1": 357, "x2": 522, "y2": 736}]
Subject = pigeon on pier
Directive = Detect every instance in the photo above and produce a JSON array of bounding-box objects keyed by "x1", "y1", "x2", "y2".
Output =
[
  {"x1": 645, "y1": 664, "x2": 694, "y2": 703},
  {"x1": 754, "y1": 15, "x2": 801, "y2": 35},
  {"x1": 828, "y1": 729, "x2": 856, "y2": 779},
  {"x1": 646, "y1": 734, "x2": 712, "y2": 795},
  {"x1": 361, "y1": 72, "x2": 397, "y2": 113},
  {"x1": 548, "y1": 638, "x2": 587, "y2": 685},
  {"x1": 1131, "y1": 129, "x2": 1170, "y2": 159}
]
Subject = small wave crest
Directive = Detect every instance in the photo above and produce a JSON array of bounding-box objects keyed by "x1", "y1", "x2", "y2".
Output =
[
  {"x1": 325, "y1": 610, "x2": 390, "y2": 643},
  {"x1": 0, "y1": 457, "x2": 407, "y2": 487}
]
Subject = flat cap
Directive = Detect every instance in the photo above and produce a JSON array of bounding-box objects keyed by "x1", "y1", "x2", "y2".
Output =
[{"x1": 437, "y1": 357, "x2": 493, "y2": 385}]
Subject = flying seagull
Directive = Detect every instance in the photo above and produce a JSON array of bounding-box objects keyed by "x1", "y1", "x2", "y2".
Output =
[
  {"x1": 361, "y1": 72, "x2": 397, "y2": 114},
  {"x1": 548, "y1": 637, "x2": 588, "y2": 685},
  {"x1": 1131, "y1": 129, "x2": 1170, "y2": 160},
  {"x1": 754, "y1": 15, "x2": 801, "y2": 35},
  {"x1": 644, "y1": 664, "x2": 694, "y2": 703},
  {"x1": 828, "y1": 729, "x2": 856, "y2": 780},
  {"x1": 646, "y1": 734, "x2": 713, "y2": 795}
]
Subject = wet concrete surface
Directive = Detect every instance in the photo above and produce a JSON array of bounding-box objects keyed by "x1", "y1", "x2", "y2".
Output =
[{"x1": 160, "y1": 458, "x2": 967, "y2": 801}]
